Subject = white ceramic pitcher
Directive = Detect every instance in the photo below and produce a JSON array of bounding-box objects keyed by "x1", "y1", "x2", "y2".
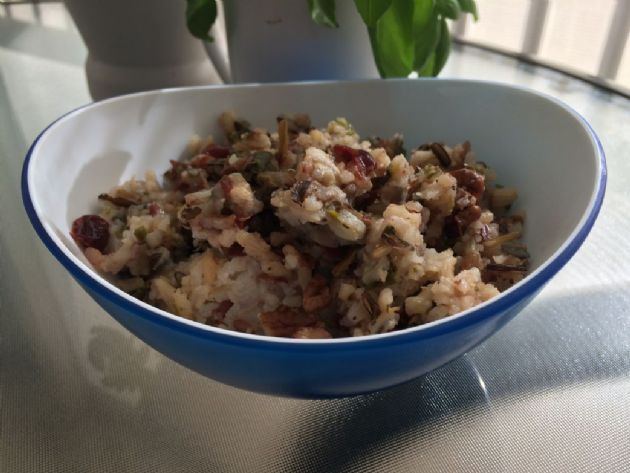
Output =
[
  {"x1": 65, "y1": 0, "x2": 220, "y2": 100},
  {"x1": 205, "y1": 0, "x2": 379, "y2": 84}
]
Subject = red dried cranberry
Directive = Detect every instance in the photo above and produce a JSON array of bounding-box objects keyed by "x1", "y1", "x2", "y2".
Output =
[
  {"x1": 190, "y1": 154, "x2": 212, "y2": 169},
  {"x1": 224, "y1": 243, "x2": 245, "y2": 257},
  {"x1": 444, "y1": 205, "x2": 482, "y2": 238},
  {"x1": 203, "y1": 144, "x2": 231, "y2": 159},
  {"x1": 450, "y1": 168, "x2": 485, "y2": 201},
  {"x1": 331, "y1": 145, "x2": 375, "y2": 181},
  {"x1": 148, "y1": 202, "x2": 161, "y2": 216},
  {"x1": 235, "y1": 217, "x2": 250, "y2": 229},
  {"x1": 71, "y1": 215, "x2": 110, "y2": 251}
]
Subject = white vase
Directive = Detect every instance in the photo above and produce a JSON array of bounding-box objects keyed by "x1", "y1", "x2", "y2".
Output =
[
  {"x1": 205, "y1": 0, "x2": 379, "y2": 83},
  {"x1": 65, "y1": 0, "x2": 219, "y2": 100}
]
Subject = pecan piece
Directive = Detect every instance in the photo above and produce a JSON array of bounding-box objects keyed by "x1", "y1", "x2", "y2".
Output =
[
  {"x1": 302, "y1": 274, "x2": 332, "y2": 312},
  {"x1": 233, "y1": 318, "x2": 252, "y2": 333},
  {"x1": 260, "y1": 306, "x2": 320, "y2": 337},
  {"x1": 212, "y1": 300, "x2": 233, "y2": 322},
  {"x1": 293, "y1": 327, "x2": 332, "y2": 339}
]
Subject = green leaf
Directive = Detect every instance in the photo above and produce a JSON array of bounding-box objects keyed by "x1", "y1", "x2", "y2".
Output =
[
  {"x1": 412, "y1": 2, "x2": 440, "y2": 71},
  {"x1": 432, "y1": 17, "x2": 451, "y2": 75},
  {"x1": 367, "y1": 27, "x2": 386, "y2": 77},
  {"x1": 354, "y1": 0, "x2": 394, "y2": 28},
  {"x1": 436, "y1": 0, "x2": 461, "y2": 20},
  {"x1": 416, "y1": 17, "x2": 450, "y2": 76},
  {"x1": 457, "y1": 0, "x2": 478, "y2": 21},
  {"x1": 417, "y1": 52, "x2": 435, "y2": 76},
  {"x1": 186, "y1": 0, "x2": 217, "y2": 41},
  {"x1": 308, "y1": 0, "x2": 339, "y2": 27},
  {"x1": 372, "y1": 0, "x2": 415, "y2": 77}
]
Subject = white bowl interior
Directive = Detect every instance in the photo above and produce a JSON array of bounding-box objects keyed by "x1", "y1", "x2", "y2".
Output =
[{"x1": 29, "y1": 80, "x2": 600, "y2": 284}]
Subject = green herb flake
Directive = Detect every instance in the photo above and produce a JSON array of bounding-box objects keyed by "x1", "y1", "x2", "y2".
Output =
[
  {"x1": 423, "y1": 164, "x2": 442, "y2": 181},
  {"x1": 134, "y1": 226, "x2": 147, "y2": 242}
]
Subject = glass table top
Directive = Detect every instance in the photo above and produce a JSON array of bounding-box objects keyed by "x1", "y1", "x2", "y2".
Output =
[{"x1": 1, "y1": 4, "x2": 629, "y2": 472}]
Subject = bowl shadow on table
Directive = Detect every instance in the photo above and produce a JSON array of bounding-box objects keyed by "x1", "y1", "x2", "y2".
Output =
[
  {"x1": 82, "y1": 286, "x2": 630, "y2": 471},
  {"x1": 278, "y1": 285, "x2": 630, "y2": 472}
]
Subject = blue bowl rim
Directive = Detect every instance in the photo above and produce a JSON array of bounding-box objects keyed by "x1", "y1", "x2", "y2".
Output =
[{"x1": 21, "y1": 78, "x2": 607, "y2": 351}]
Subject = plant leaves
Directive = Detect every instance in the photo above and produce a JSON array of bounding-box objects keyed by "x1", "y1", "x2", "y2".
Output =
[
  {"x1": 308, "y1": 0, "x2": 339, "y2": 27},
  {"x1": 436, "y1": 0, "x2": 461, "y2": 20},
  {"x1": 412, "y1": 3, "x2": 440, "y2": 71},
  {"x1": 432, "y1": 17, "x2": 451, "y2": 74},
  {"x1": 367, "y1": 27, "x2": 386, "y2": 77},
  {"x1": 457, "y1": 0, "x2": 478, "y2": 21},
  {"x1": 417, "y1": 52, "x2": 435, "y2": 76},
  {"x1": 186, "y1": 0, "x2": 217, "y2": 41},
  {"x1": 354, "y1": 0, "x2": 394, "y2": 28},
  {"x1": 373, "y1": 0, "x2": 415, "y2": 77},
  {"x1": 416, "y1": 17, "x2": 450, "y2": 76}
]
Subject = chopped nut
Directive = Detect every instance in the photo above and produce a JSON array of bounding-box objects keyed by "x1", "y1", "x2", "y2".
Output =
[
  {"x1": 490, "y1": 187, "x2": 518, "y2": 210},
  {"x1": 293, "y1": 327, "x2": 332, "y2": 339},
  {"x1": 260, "y1": 306, "x2": 320, "y2": 337},
  {"x1": 303, "y1": 274, "x2": 332, "y2": 312}
]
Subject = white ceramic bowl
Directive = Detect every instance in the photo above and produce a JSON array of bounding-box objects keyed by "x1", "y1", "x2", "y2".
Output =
[{"x1": 22, "y1": 80, "x2": 606, "y2": 398}]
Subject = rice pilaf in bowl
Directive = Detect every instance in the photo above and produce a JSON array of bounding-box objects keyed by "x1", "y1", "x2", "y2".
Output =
[{"x1": 70, "y1": 112, "x2": 529, "y2": 339}]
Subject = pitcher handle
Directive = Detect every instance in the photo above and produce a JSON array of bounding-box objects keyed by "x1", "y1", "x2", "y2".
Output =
[{"x1": 205, "y1": 1, "x2": 232, "y2": 83}]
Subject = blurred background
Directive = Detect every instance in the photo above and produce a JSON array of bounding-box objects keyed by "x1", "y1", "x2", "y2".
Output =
[
  {"x1": 453, "y1": 0, "x2": 630, "y2": 94},
  {"x1": 1, "y1": 0, "x2": 628, "y2": 97}
]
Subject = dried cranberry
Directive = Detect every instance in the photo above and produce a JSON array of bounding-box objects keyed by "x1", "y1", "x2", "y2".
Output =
[
  {"x1": 331, "y1": 145, "x2": 375, "y2": 181},
  {"x1": 71, "y1": 215, "x2": 110, "y2": 251},
  {"x1": 224, "y1": 244, "x2": 245, "y2": 257},
  {"x1": 444, "y1": 205, "x2": 482, "y2": 238},
  {"x1": 354, "y1": 151, "x2": 376, "y2": 179},
  {"x1": 190, "y1": 147, "x2": 230, "y2": 170},
  {"x1": 190, "y1": 154, "x2": 213, "y2": 169},
  {"x1": 235, "y1": 217, "x2": 250, "y2": 229},
  {"x1": 148, "y1": 202, "x2": 161, "y2": 216},
  {"x1": 458, "y1": 205, "x2": 482, "y2": 228},
  {"x1": 450, "y1": 168, "x2": 485, "y2": 201},
  {"x1": 203, "y1": 144, "x2": 231, "y2": 159},
  {"x1": 331, "y1": 144, "x2": 353, "y2": 163}
]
